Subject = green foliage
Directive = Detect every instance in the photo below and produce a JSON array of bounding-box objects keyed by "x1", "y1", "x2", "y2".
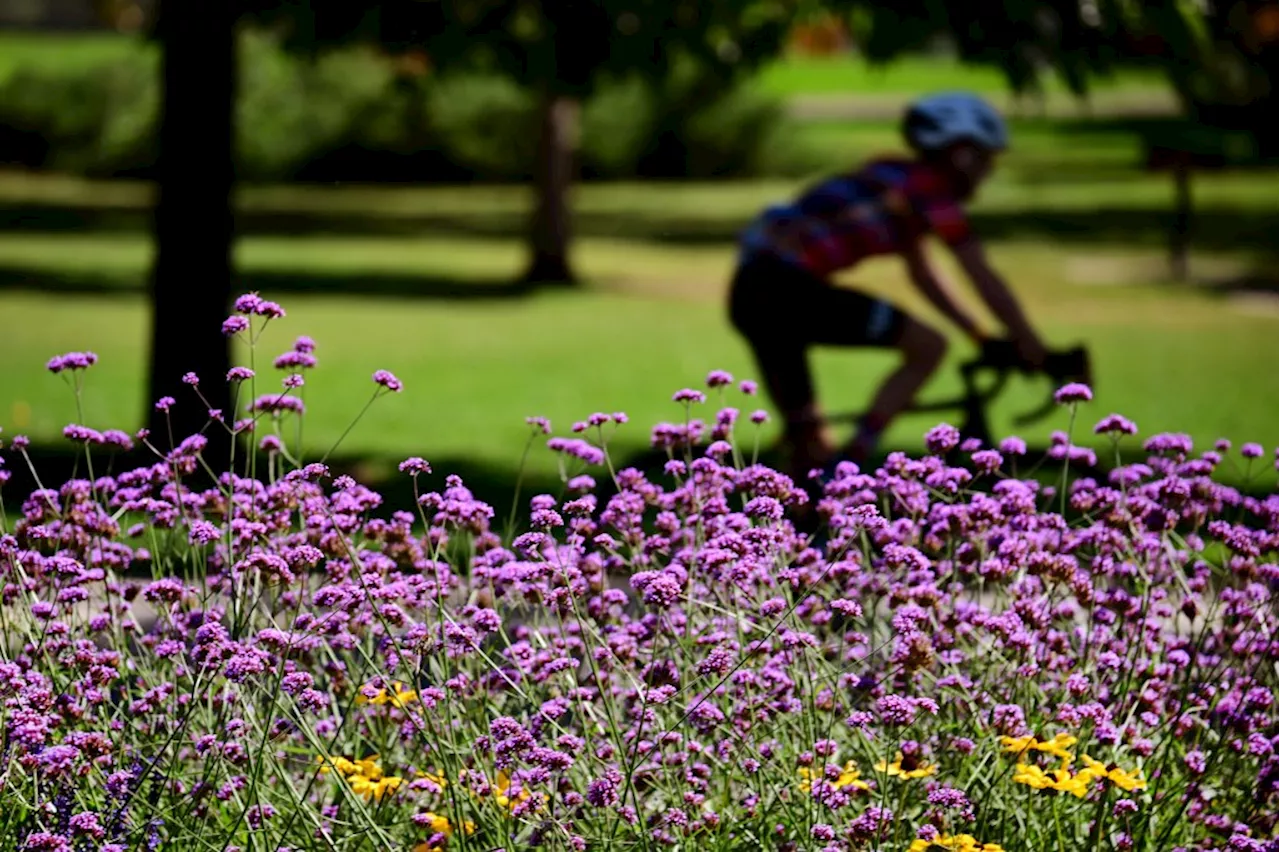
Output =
[
  {"x1": 583, "y1": 64, "x2": 807, "y2": 180},
  {"x1": 245, "y1": 0, "x2": 808, "y2": 93},
  {"x1": 0, "y1": 49, "x2": 155, "y2": 177},
  {"x1": 419, "y1": 75, "x2": 539, "y2": 181},
  {"x1": 235, "y1": 30, "x2": 398, "y2": 181},
  {"x1": 836, "y1": 0, "x2": 1275, "y2": 145},
  {"x1": 0, "y1": 32, "x2": 806, "y2": 183}
]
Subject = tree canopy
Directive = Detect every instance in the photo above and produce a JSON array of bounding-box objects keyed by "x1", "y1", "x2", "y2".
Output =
[{"x1": 244, "y1": 0, "x2": 817, "y2": 89}]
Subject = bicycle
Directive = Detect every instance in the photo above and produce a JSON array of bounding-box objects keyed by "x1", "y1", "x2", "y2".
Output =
[{"x1": 816, "y1": 338, "x2": 1094, "y2": 452}]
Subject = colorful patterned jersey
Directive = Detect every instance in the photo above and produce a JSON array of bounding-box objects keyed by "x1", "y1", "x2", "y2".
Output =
[{"x1": 738, "y1": 158, "x2": 972, "y2": 277}]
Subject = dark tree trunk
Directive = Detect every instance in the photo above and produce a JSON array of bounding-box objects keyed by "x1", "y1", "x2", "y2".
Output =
[
  {"x1": 147, "y1": 0, "x2": 236, "y2": 465},
  {"x1": 1170, "y1": 162, "x2": 1192, "y2": 281},
  {"x1": 521, "y1": 89, "x2": 580, "y2": 286}
]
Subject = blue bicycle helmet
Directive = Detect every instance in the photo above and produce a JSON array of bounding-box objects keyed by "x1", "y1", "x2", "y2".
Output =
[{"x1": 903, "y1": 92, "x2": 1009, "y2": 152}]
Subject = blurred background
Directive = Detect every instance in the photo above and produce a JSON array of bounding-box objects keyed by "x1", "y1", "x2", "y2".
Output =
[{"x1": 0, "y1": 0, "x2": 1276, "y2": 507}]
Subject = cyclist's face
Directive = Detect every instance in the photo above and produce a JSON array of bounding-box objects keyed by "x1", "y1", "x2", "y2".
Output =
[{"x1": 945, "y1": 144, "x2": 996, "y2": 199}]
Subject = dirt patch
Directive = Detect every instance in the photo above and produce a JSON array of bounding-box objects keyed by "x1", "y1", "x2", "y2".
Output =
[
  {"x1": 1225, "y1": 291, "x2": 1278, "y2": 317},
  {"x1": 1065, "y1": 252, "x2": 1268, "y2": 290}
]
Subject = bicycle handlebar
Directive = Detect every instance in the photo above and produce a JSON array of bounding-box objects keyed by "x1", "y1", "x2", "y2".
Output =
[{"x1": 961, "y1": 338, "x2": 1093, "y2": 427}]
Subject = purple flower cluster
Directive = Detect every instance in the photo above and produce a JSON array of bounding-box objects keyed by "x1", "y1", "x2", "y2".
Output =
[
  {"x1": 46, "y1": 351, "x2": 98, "y2": 374},
  {"x1": 2, "y1": 307, "x2": 1275, "y2": 852}
]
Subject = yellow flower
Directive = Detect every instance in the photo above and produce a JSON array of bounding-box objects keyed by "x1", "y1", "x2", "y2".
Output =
[
  {"x1": 316, "y1": 755, "x2": 359, "y2": 777},
  {"x1": 1076, "y1": 753, "x2": 1107, "y2": 781},
  {"x1": 420, "y1": 812, "x2": 475, "y2": 837},
  {"x1": 353, "y1": 755, "x2": 384, "y2": 781},
  {"x1": 1000, "y1": 733, "x2": 1077, "y2": 761},
  {"x1": 357, "y1": 681, "x2": 418, "y2": 708},
  {"x1": 493, "y1": 769, "x2": 532, "y2": 812},
  {"x1": 874, "y1": 752, "x2": 937, "y2": 780},
  {"x1": 1012, "y1": 762, "x2": 1052, "y2": 790},
  {"x1": 1049, "y1": 768, "x2": 1091, "y2": 799},
  {"x1": 999, "y1": 735, "x2": 1037, "y2": 756},
  {"x1": 348, "y1": 772, "x2": 403, "y2": 802},
  {"x1": 1012, "y1": 762, "x2": 1092, "y2": 798},
  {"x1": 410, "y1": 810, "x2": 477, "y2": 852},
  {"x1": 908, "y1": 833, "x2": 1005, "y2": 852},
  {"x1": 316, "y1": 753, "x2": 405, "y2": 802},
  {"x1": 797, "y1": 761, "x2": 872, "y2": 794},
  {"x1": 1033, "y1": 733, "x2": 1078, "y2": 761},
  {"x1": 1107, "y1": 766, "x2": 1147, "y2": 792},
  {"x1": 1078, "y1": 754, "x2": 1147, "y2": 792},
  {"x1": 835, "y1": 761, "x2": 872, "y2": 791}
]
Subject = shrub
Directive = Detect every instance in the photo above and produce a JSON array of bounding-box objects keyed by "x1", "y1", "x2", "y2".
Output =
[
  {"x1": 234, "y1": 31, "x2": 399, "y2": 182},
  {"x1": 0, "y1": 32, "x2": 395, "y2": 181},
  {"x1": 582, "y1": 64, "x2": 812, "y2": 180},
  {"x1": 0, "y1": 295, "x2": 1276, "y2": 850},
  {"x1": 0, "y1": 51, "x2": 155, "y2": 177}
]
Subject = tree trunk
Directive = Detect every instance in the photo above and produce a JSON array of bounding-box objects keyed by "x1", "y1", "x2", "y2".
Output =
[
  {"x1": 521, "y1": 90, "x2": 580, "y2": 286},
  {"x1": 1170, "y1": 161, "x2": 1192, "y2": 281},
  {"x1": 147, "y1": 0, "x2": 236, "y2": 466}
]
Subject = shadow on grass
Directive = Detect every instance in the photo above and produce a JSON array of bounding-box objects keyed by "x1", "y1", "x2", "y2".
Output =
[
  {"x1": 0, "y1": 268, "x2": 539, "y2": 301},
  {"x1": 0, "y1": 200, "x2": 1276, "y2": 256},
  {"x1": 1201, "y1": 272, "x2": 1280, "y2": 296},
  {"x1": 0, "y1": 257, "x2": 1271, "y2": 304}
]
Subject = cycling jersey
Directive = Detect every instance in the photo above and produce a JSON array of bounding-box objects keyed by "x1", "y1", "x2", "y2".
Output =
[{"x1": 738, "y1": 158, "x2": 972, "y2": 278}]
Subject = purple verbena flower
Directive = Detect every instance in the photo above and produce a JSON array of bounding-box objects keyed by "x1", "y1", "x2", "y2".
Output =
[
  {"x1": 672, "y1": 388, "x2": 706, "y2": 404},
  {"x1": 372, "y1": 370, "x2": 403, "y2": 392},
  {"x1": 1095, "y1": 414, "x2": 1138, "y2": 435},
  {"x1": 1054, "y1": 383, "x2": 1093, "y2": 404},
  {"x1": 222, "y1": 316, "x2": 249, "y2": 336},
  {"x1": 47, "y1": 351, "x2": 99, "y2": 374}
]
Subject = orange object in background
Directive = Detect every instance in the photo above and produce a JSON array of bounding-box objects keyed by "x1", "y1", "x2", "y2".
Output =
[
  {"x1": 390, "y1": 49, "x2": 432, "y2": 79},
  {"x1": 787, "y1": 14, "x2": 852, "y2": 56},
  {"x1": 93, "y1": 0, "x2": 148, "y2": 32},
  {"x1": 1253, "y1": 2, "x2": 1278, "y2": 43}
]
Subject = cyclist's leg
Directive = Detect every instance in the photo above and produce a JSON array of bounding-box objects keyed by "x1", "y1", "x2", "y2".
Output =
[
  {"x1": 803, "y1": 290, "x2": 947, "y2": 465},
  {"x1": 844, "y1": 317, "x2": 946, "y2": 463},
  {"x1": 747, "y1": 340, "x2": 832, "y2": 476},
  {"x1": 728, "y1": 253, "x2": 834, "y2": 478}
]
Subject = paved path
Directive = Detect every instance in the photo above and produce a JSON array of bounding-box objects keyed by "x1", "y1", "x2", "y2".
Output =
[{"x1": 786, "y1": 90, "x2": 1182, "y2": 121}]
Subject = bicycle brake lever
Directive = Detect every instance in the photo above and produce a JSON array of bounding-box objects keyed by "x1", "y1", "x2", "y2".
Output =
[{"x1": 1011, "y1": 346, "x2": 1093, "y2": 428}]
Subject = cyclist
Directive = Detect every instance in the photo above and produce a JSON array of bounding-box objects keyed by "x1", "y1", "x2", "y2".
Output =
[{"x1": 727, "y1": 91, "x2": 1050, "y2": 481}]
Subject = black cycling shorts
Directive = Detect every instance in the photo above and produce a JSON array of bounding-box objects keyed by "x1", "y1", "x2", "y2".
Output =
[{"x1": 728, "y1": 251, "x2": 909, "y2": 349}]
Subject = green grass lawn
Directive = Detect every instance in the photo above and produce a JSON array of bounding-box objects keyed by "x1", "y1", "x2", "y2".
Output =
[{"x1": 0, "y1": 176, "x2": 1274, "y2": 493}]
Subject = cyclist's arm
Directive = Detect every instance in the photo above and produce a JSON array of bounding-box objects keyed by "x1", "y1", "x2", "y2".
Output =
[
  {"x1": 902, "y1": 239, "x2": 985, "y2": 343},
  {"x1": 949, "y1": 236, "x2": 1048, "y2": 368}
]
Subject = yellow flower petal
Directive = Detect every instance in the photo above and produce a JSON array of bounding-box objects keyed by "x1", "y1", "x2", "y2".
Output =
[
  {"x1": 1012, "y1": 763, "x2": 1052, "y2": 789},
  {"x1": 1107, "y1": 767, "x2": 1147, "y2": 792},
  {"x1": 424, "y1": 812, "x2": 452, "y2": 835},
  {"x1": 1000, "y1": 735, "x2": 1036, "y2": 755}
]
